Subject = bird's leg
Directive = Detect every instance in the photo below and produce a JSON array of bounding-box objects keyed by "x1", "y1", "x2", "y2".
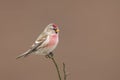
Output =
[
  {"x1": 49, "y1": 52, "x2": 54, "y2": 57},
  {"x1": 45, "y1": 52, "x2": 54, "y2": 58}
]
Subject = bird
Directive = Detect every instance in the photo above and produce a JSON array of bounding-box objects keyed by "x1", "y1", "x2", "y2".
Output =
[{"x1": 16, "y1": 23, "x2": 59, "y2": 59}]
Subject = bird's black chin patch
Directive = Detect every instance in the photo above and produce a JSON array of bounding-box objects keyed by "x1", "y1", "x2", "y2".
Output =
[
  {"x1": 55, "y1": 31, "x2": 58, "y2": 34},
  {"x1": 53, "y1": 28, "x2": 58, "y2": 34}
]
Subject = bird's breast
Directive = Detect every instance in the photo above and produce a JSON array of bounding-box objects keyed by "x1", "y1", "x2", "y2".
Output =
[{"x1": 48, "y1": 34, "x2": 58, "y2": 47}]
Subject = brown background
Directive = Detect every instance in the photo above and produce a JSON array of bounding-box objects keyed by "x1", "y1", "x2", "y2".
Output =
[{"x1": 0, "y1": 0, "x2": 120, "y2": 80}]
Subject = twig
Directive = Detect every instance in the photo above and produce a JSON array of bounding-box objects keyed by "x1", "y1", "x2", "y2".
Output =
[
  {"x1": 47, "y1": 52, "x2": 62, "y2": 80},
  {"x1": 51, "y1": 57, "x2": 62, "y2": 80},
  {"x1": 63, "y1": 63, "x2": 67, "y2": 80}
]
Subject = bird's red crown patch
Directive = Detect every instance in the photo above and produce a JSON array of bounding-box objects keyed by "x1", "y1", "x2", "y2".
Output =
[{"x1": 52, "y1": 24, "x2": 57, "y2": 28}]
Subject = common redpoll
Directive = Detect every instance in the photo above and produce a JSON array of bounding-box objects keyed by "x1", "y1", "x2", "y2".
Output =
[{"x1": 16, "y1": 23, "x2": 59, "y2": 59}]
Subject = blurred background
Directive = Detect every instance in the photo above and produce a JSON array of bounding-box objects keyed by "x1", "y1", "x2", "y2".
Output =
[{"x1": 0, "y1": 0, "x2": 120, "y2": 80}]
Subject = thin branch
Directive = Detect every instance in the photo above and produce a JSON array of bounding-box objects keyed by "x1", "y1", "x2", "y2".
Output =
[
  {"x1": 47, "y1": 52, "x2": 62, "y2": 80},
  {"x1": 63, "y1": 62, "x2": 67, "y2": 80},
  {"x1": 51, "y1": 57, "x2": 62, "y2": 80}
]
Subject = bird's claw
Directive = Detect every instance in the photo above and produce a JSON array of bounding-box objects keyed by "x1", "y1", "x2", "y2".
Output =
[{"x1": 45, "y1": 52, "x2": 54, "y2": 58}]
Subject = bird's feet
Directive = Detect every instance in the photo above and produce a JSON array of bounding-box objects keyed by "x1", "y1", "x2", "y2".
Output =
[{"x1": 45, "y1": 52, "x2": 54, "y2": 58}]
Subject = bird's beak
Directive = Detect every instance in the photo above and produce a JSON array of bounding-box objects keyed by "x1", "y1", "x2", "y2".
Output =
[
  {"x1": 54, "y1": 28, "x2": 59, "y2": 33},
  {"x1": 56, "y1": 28, "x2": 59, "y2": 33}
]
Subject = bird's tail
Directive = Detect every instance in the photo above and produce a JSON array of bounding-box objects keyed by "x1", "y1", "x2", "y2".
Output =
[{"x1": 16, "y1": 49, "x2": 33, "y2": 59}]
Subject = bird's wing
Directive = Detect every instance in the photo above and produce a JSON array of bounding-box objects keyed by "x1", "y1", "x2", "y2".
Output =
[{"x1": 16, "y1": 34, "x2": 48, "y2": 59}]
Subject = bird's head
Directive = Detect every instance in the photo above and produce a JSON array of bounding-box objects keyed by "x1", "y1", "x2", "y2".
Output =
[{"x1": 44, "y1": 23, "x2": 59, "y2": 34}]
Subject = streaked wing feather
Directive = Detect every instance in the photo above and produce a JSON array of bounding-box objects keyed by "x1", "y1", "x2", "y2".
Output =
[{"x1": 16, "y1": 34, "x2": 48, "y2": 59}]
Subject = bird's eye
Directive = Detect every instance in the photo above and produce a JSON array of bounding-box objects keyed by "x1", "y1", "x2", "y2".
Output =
[{"x1": 49, "y1": 26, "x2": 54, "y2": 30}]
